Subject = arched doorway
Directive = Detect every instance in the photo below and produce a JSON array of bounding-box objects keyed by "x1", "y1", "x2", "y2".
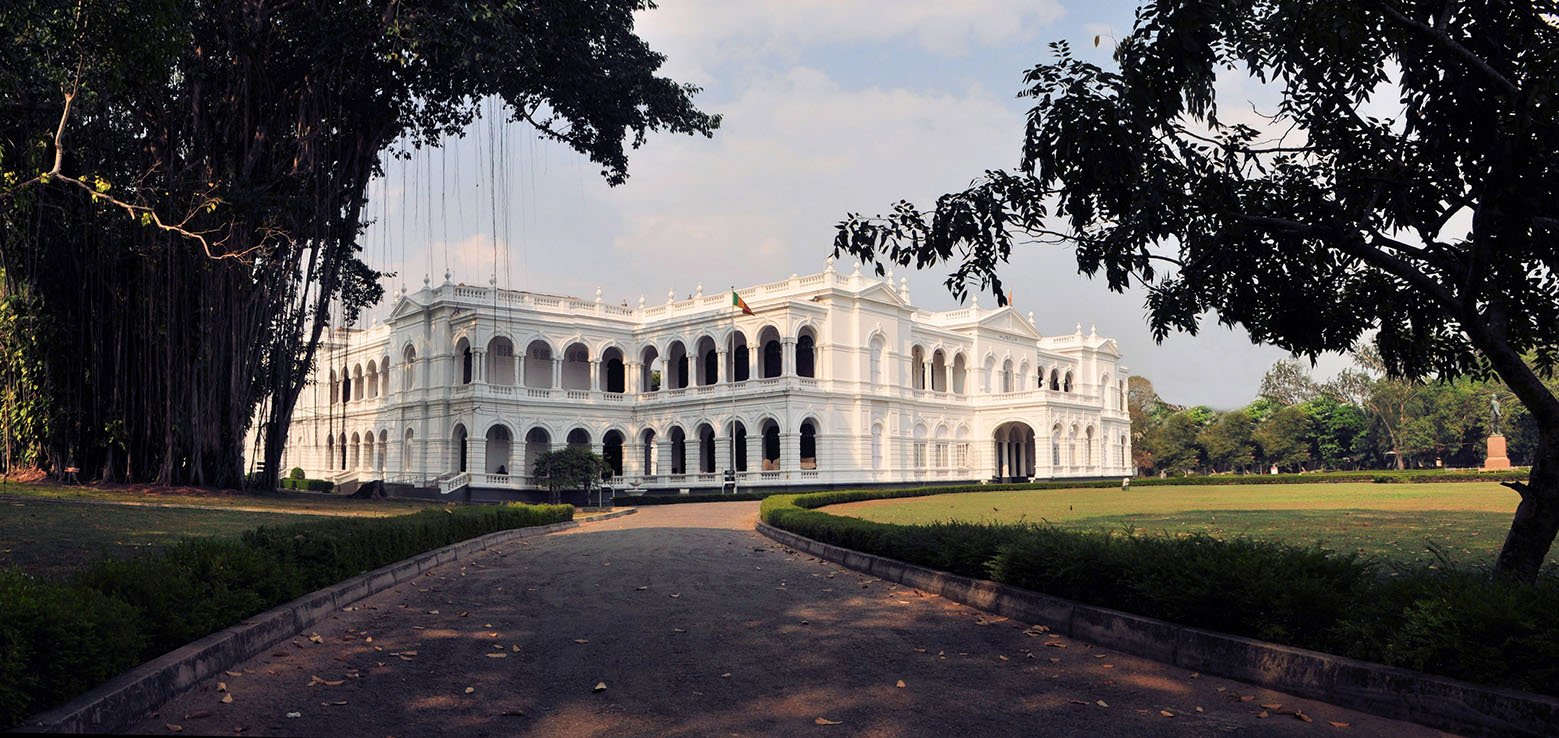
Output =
[
  {"x1": 524, "y1": 427, "x2": 551, "y2": 475},
  {"x1": 486, "y1": 426, "x2": 512, "y2": 475},
  {"x1": 728, "y1": 421, "x2": 748, "y2": 472},
  {"x1": 451, "y1": 424, "x2": 468, "y2": 473},
  {"x1": 697, "y1": 423, "x2": 716, "y2": 473},
  {"x1": 669, "y1": 426, "x2": 687, "y2": 475},
  {"x1": 992, "y1": 421, "x2": 1036, "y2": 481},
  {"x1": 525, "y1": 340, "x2": 553, "y2": 388},
  {"x1": 800, "y1": 419, "x2": 818, "y2": 469},
  {"x1": 602, "y1": 430, "x2": 624, "y2": 477},
  {"x1": 796, "y1": 328, "x2": 817, "y2": 378},
  {"x1": 641, "y1": 428, "x2": 657, "y2": 476},
  {"x1": 562, "y1": 343, "x2": 591, "y2": 390},
  {"x1": 757, "y1": 326, "x2": 782, "y2": 378},
  {"x1": 567, "y1": 428, "x2": 591, "y2": 451},
  {"x1": 760, "y1": 419, "x2": 780, "y2": 470},
  {"x1": 601, "y1": 347, "x2": 626, "y2": 394},
  {"x1": 696, "y1": 336, "x2": 718, "y2": 385},
  {"x1": 487, "y1": 337, "x2": 516, "y2": 385}
]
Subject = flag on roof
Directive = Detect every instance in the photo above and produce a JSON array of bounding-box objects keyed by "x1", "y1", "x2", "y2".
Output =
[{"x1": 732, "y1": 290, "x2": 755, "y2": 316}]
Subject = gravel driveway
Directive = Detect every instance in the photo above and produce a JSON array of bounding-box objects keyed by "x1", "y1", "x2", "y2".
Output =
[{"x1": 127, "y1": 502, "x2": 1453, "y2": 737}]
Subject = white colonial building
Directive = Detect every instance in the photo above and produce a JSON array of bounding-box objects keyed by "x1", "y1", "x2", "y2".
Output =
[{"x1": 278, "y1": 260, "x2": 1131, "y2": 497}]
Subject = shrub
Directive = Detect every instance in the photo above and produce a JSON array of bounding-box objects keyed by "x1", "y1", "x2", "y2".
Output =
[
  {"x1": 761, "y1": 490, "x2": 1558, "y2": 696},
  {"x1": 289, "y1": 467, "x2": 306, "y2": 480},
  {"x1": 279, "y1": 477, "x2": 333, "y2": 492},
  {"x1": 1, "y1": 503, "x2": 571, "y2": 729}
]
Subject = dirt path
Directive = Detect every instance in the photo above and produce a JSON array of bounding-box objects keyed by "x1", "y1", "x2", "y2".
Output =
[{"x1": 126, "y1": 503, "x2": 1454, "y2": 737}]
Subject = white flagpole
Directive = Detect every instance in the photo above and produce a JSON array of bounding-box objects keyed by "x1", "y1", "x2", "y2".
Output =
[{"x1": 729, "y1": 286, "x2": 738, "y2": 495}]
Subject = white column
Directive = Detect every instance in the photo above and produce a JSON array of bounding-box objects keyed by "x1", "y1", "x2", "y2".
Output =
[
  {"x1": 715, "y1": 434, "x2": 731, "y2": 475},
  {"x1": 551, "y1": 358, "x2": 562, "y2": 389},
  {"x1": 782, "y1": 432, "x2": 800, "y2": 473},
  {"x1": 782, "y1": 338, "x2": 796, "y2": 376},
  {"x1": 626, "y1": 362, "x2": 640, "y2": 396},
  {"x1": 715, "y1": 350, "x2": 727, "y2": 384},
  {"x1": 590, "y1": 360, "x2": 601, "y2": 392},
  {"x1": 657, "y1": 439, "x2": 674, "y2": 479}
]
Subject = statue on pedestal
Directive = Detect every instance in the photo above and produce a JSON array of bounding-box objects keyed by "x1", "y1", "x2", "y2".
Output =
[{"x1": 1490, "y1": 396, "x2": 1502, "y2": 436}]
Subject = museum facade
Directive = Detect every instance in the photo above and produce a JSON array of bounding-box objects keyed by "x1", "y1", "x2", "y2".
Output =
[{"x1": 279, "y1": 260, "x2": 1132, "y2": 495}]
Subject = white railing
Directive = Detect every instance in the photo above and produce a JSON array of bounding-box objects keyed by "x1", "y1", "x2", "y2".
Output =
[
  {"x1": 439, "y1": 472, "x2": 471, "y2": 495},
  {"x1": 471, "y1": 473, "x2": 529, "y2": 489}
]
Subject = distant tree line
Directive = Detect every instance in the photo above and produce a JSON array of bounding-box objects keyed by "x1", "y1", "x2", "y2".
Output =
[{"x1": 1131, "y1": 349, "x2": 1554, "y2": 477}]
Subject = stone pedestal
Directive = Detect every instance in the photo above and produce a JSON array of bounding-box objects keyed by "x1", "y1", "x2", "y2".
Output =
[{"x1": 1483, "y1": 434, "x2": 1512, "y2": 470}]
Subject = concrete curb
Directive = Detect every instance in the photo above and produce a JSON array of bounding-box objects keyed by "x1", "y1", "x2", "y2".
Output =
[
  {"x1": 19, "y1": 508, "x2": 637, "y2": 734},
  {"x1": 757, "y1": 521, "x2": 1559, "y2": 738}
]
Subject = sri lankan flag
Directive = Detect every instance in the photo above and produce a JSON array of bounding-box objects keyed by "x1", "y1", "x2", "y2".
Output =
[{"x1": 732, "y1": 290, "x2": 755, "y2": 316}]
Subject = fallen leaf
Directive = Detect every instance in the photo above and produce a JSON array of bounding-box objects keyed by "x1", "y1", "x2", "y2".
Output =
[
  {"x1": 1239, "y1": 695, "x2": 1255, "y2": 702},
  {"x1": 1160, "y1": 710, "x2": 1175, "y2": 718},
  {"x1": 593, "y1": 682, "x2": 607, "y2": 693},
  {"x1": 673, "y1": 628, "x2": 686, "y2": 633},
  {"x1": 165, "y1": 723, "x2": 183, "y2": 732},
  {"x1": 1102, "y1": 664, "x2": 1114, "y2": 669},
  {"x1": 1328, "y1": 721, "x2": 1351, "y2": 728},
  {"x1": 998, "y1": 655, "x2": 1009, "y2": 662},
  {"x1": 307, "y1": 633, "x2": 323, "y2": 644},
  {"x1": 896, "y1": 680, "x2": 906, "y2": 689},
  {"x1": 1195, "y1": 706, "x2": 1204, "y2": 713},
  {"x1": 500, "y1": 710, "x2": 526, "y2": 717},
  {"x1": 224, "y1": 671, "x2": 241, "y2": 677},
  {"x1": 1261, "y1": 703, "x2": 1283, "y2": 711},
  {"x1": 1096, "y1": 700, "x2": 1109, "y2": 708},
  {"x1": 216, "y1": 682, "x2": 228, "y2": 692},
  {"x1": 574, "y1": 639, "x2": 589, "y2": 644},
  {"x1": 670, "y1": 593, "x2": 680, "y2": 599},
  {"x1": 512, "y1": 644, "x2": 521, "y2": 652},
  {"x1": 721, "y1": 673, "x2": 732, "y2": 678},
  {"x1": 1258, "y1": 711, "x2": 1270, "y2": 719},
  {"x1": 492, "y1": 644, "x2": 505, "y2": 651},
  {"x1": 183, "y1": 711, "x2": 211, "y2": 720},
  {"x1": 1295, "y1": 712, "x2": 1313, "y2": 723},
  {"x1": 464, "y1": 687, "x2": 475, "y2": 694},
  {"x1": 458, "y1": 611, "x2": 469, "y2": 617},
  {"x1": 320, "y1": 700, "x2": 347, "y2": 706},
  {"x1": 1068, "y1": 699, "x2": 1089, "y2": 705},
  {"x1": 636, "y1": 586, "x2": 648, "y2": 591},
  {"x1": 220, "y1": 694, "x2": 233, "y2": 704},
  {"x1": 285, "y1": 712, "x2": 301, "y2": 719},
  {"x1": 428, "y1": 610, "x2": 439, "y2": 614},
  {"x1": 814, "y1": 717, "x2": 842, "y2": 725},
  {"x1": 1044, "y1": 642, "x2": 1068, "y2": 649}
]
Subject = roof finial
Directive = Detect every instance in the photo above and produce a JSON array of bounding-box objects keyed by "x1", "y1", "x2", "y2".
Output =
[
  {"x1": 899, "y1": 277, "x2": 910, "y2": 301},
  {"x1": 825, "y1": 254, "x2": 837, "y2": 273},
  {"x1": 638, "y1": 295, "x2": 646, "y2": 309},
  {"x1": 443, "y1": 269, "x2": 452, "y2": 285},
  {"x1": 488, "y1": 273, "x2": 496, "y2": 287},
  {"x1": 696, "y1": 283, "x2": 704, "y2": 298},
  {"x1": 595, "y1": 287, "x2": 603, "y2": 304},
  {"x1": 1075, "y1": 322, "x2": 1083, "y2": 335},
  {"x1": 972, "y1": 293, "x2": 980, "y2": 309},
  {"x1": 1029, "y1": 311, "x2": 1036, "y2": 326},
  {"x1": 851, "y1": 261, "x2": 862, "y2": 277},
  {"x1": 423, "y1": 274, "x2": 431, "y2": 288},
  {"x1": 1089, "y1": 323, "x2": 1097, "y2": 337},
  {"x1": 667, "y1": 288, "x2": 676, "y2": 304}
]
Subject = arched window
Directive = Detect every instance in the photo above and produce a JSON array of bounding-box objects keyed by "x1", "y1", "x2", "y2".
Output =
[
  {"x1": 983, "y1": 355, "x2": 995, "y2": 393},
  {"x1": 602, "y1": 430, "x2": 624, "y2": 477},
  {"x1": 562, "y1": 343, "x2": 591, "y2": 391},
  {"x1": 363, "y1": 432, "x2": 375, "y2": 470},
  {"x1": 868, "y1": 335, "x2": 886, "y2": 386},
  {"x1": 524, "y1": 427, "x2": 551, "y2": 474},
  {"x1": 796, "y1": 329, "x2": 817, "y2": 378},
  {"x1": 1049, "y1": 369, "x2": 1061, "y2": 391},
  {"x1": 931, "y1": 350, "x2": 946, "y2": 392},
  {"x1": 696, "y1": 336, "x2": 719, "y2": 386},
  {"x1": 666, "y1": 340, "x2": 690, "y2": 389},
  {"x1": 729, "y1": 331, "x2": 751, "y2": 382},
  {"x1": 757, "y1": 326, "x2": 782, "y2": 379},
  {"x1": 380, "y1": 356, "x2": 390, "y2": 397},
  {"x1": 341, "y1": 367, "x2": 352, "y2": 403},
  {"x1": 567, "y1": 427, "x2": 591, "y2": 451},
  {"x1": 456, "y1": 339, "x2": 473, "y2": 385},
  {"x1": 1085, "y1": 426, "x2": 1095, "y2": 466},
  {"x1": 697, "y1": 423, "x2": 716, "y2": 474},
  {"x1": 525, "y1": 340, "x2": 554, "y2": 388},
  {"x1": 1064, "y1": 371, "x2": 1075, "y2": 393},
  {"x1": 451, "y1": 425, "x2": 468, "y2": 473},
  {"x1": 760, "y1": 420, "x2": 781, "y2": 470},
  {"x1": 402, "y1": 346, "x2": 417, "y2": 391},
  {"x1": 641, "y1": 428, "x2": 657, "y2": 476},
  {"x1": 327, "y1": 435, "x2": 335, "y2": 468},
  {"x1": 353, "y1": 364, "x2": 364, "y2": 400},
  {"x1": 601, "y1": 347, "x2": 626, "y2": 394},
  {"x1": 800, "y1": 420, "x2": 818, "y2": 469},
  {"x1": 486, "y1": 425, "x2": 512, "y2": 475},
  {"x1": 952, "y1": 353, "x2": 967, "y2": 395},
  {"x1": 640, "y1": 345, "x2": 660, "y2": 392},
  {"x1": 669, "y1": 426, "x2": 687, "y2": 475},
  {"x1": 402, "y1": 428, "x2": 414, "y2": 472},
  {"x1": 1051, "y1": 425, "x2": 1062, "y2": 467},
  {"x1": 913, "y1": 424, "x2": 928, "y2": 468},
  {"x1": 350, "y1": 432, "x2": 361, "y2": 470},
  {"x1": 365, "y1": 361, "x2": 378, "y2": 399},
  {"x1": 871, "y1": 423, "x2": 885, "y2": 469},
  {"x1": 1001, "y1": 359, "x2": 1014, "y2": 393},
  {"x1": 487, "y1": 337, "x2": 516, "y2": 386},
  {"x1": 911, "y1": 346, "x2": 926, "y2": 390},
  {"x1": 329, "y1": 369, "x2": 338, "y2": 405},
  {"x1": 729, "y1": 421, "x2": 748, "y2": 472},
  {"x1": 338, "y1": 433, "x2": 348, "y2": 470}
]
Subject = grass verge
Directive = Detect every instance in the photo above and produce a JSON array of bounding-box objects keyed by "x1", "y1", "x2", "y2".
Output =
[
  {"x1": 0, "y1": 502, "x2": 572, "y2": 729},
  {"x1": 761, "y1": 487, "x2": 1559, "y2": 698}
]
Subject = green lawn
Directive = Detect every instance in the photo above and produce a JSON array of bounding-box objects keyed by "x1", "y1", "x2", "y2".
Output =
[
  {"x1": 0, "y1": 483, "x2": 440, "y2": 580},
  {"x1": 827, "y1": 482, "x2": 1544, "y2": 570}
]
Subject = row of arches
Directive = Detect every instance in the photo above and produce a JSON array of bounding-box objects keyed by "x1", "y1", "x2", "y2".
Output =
[
  {"x1": 329, "y1": 356, "x2": 392, "y2": 405},
  {"x1": 876, "y1": 338, "x2": 1085, "y2": 396},
  {"x1": 447, "y1": 325, "x2": 820, "y2": 392},
  {"x1": 449, "y1": 418, "x2": 823, "y2": 479}
]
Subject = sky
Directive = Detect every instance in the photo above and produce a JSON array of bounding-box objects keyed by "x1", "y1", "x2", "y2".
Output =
[{"x1": 356, "y1": 0, "x2": 1356, "y2": 409}]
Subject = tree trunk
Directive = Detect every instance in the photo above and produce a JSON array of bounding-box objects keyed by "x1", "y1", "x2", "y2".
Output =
[{"x1": 1493, "y1": 426, "x2": 1559, "y2": 583}]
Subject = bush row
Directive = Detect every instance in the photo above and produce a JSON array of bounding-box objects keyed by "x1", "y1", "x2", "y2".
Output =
[
  {"x1": 278, "y1": 477, "x2": 333, "y2": 492},
  {"x1": 614, "y1": 492, "x2": 771, "y2": 505},
  {"x1": 0, "y1": 503, "x2": 572, "y2": 729},
  {"x1": 760, "y1": 492, "x2": 1559, "y2": 697}
]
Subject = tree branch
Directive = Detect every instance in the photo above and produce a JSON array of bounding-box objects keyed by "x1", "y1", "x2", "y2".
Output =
[{"x1": 1371, "y1": 0, "x2": 1522, "y2": 99}]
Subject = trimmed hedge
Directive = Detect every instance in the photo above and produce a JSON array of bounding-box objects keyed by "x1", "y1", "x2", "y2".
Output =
[
  {"x1": 761, "y1": 490, "x2": 1559, "y2": 696},
  {"x1": 279, "y1": 477, "x2": 333, "y2": 492},
  {"x1": 0, "y1": 502, "x2": 571, "y2": 729}
]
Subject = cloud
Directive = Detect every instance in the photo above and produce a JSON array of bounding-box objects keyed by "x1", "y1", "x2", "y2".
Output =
[
  {"x1": 569, "y1": 66, "x2": 1026, "y2": 298},
  {"x1": 637, "y1": 0, "x2": 1067, "y2": 67}
]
